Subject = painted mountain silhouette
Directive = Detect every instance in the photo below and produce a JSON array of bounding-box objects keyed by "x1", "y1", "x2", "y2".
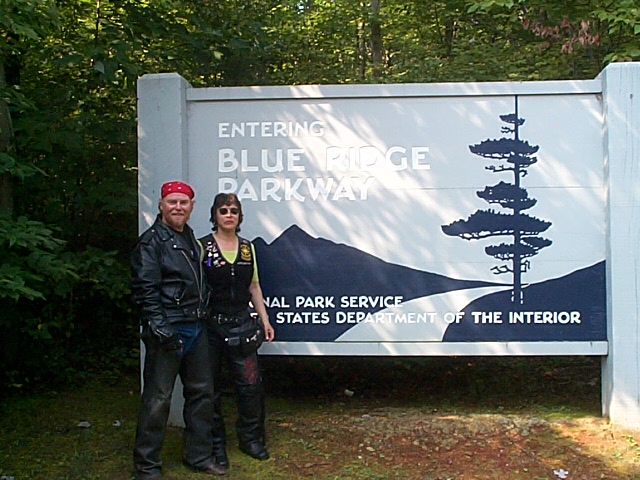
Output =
[
  {"x1": 252, "y1": 225, "x2": 500, "y2": 341},
  {"x1": 443, "y1": 261, "x2": 606, "y2": 342}
]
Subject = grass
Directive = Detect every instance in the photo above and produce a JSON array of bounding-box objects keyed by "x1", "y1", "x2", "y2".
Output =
[
  {"x1": 1, "y1": 356, "x2": 639, "y2": 479},
  {"x1": 0, "y1": 380, "x2": 138, "y2": 479}
]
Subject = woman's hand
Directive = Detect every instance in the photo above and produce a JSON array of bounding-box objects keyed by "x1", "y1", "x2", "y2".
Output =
[{"x1": 262, "y1": 318, "x2": 275, "y2": 342}]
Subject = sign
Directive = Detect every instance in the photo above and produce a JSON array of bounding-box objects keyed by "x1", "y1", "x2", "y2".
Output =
[
  {"x1": 183, "y1": 86, "x2": 605, "y2": 353},
  {"x1": 136, "y1": 64, "x2": 640, "y2": 430}
]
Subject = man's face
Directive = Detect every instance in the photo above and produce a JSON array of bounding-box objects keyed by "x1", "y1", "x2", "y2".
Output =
[{"x1": 159, "y1": 193, "x2": 193, "y2": 231}]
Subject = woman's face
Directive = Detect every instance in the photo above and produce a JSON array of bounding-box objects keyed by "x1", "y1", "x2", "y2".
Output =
[{"x1": 216, "y1": 202, "x2": 240, "y2": 232}]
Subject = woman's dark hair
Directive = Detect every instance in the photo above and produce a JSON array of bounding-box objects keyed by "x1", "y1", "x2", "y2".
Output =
[{"x1": 210, "y1": 192, "x2": 243, "y2": 232}]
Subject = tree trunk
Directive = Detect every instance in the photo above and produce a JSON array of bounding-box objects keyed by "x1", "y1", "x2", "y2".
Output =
[
  {"x1": 0, "y1": 57, "x2": 14, "y2": 217},
  {"x1": 370, "y1": 0, "x2": 383, "y2": 80}
]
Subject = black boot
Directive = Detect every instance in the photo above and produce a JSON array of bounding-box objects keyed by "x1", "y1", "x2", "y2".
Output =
[
  {"x1": 236, "y1": 384, "x2": 269, "y2": 460},
  {"x1": 239, "y1": 441, "x2": 269, "y2": 461},
  {"x1": 212, "y1": 444, "x2": 229, "y2": 469}
]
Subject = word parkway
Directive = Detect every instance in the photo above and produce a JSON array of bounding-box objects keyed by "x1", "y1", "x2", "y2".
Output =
[{"x1": 218, "y1": 176, "x2": 376, "y2": 201}]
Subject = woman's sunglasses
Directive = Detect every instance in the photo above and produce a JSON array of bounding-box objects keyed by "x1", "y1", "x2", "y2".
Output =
[{"x1": 219, "y1": 207, "x2": 239, "y2": 215}]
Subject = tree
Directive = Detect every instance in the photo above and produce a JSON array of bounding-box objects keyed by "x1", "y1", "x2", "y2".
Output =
[
  {"x1": 0, "y1": 0, "x2": 60, "y2": 215},
  {"x1": 442, "y1": 97, "x2": 552, "y2": 306},
  {"x1": 1, "y1": 0, "x2": 637, "y2": 390},
  {"x1": 0, "y1": 0, "x2": 258, "y2": 390}
]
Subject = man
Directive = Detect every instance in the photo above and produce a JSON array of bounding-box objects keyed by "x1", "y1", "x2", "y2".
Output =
[{"x1": 130, "y1": 181, "x2": 226, "y2": 478}]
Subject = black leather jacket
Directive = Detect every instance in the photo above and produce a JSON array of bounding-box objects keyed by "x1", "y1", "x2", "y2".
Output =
[{"x1": 130, "y1": 215, "x2": 209, "y2": 342}]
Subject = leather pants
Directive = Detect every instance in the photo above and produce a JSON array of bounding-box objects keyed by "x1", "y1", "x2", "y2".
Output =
[
  {"x1": 133, "y1": 328, "x2": 215, "y2": 479},
  {"x1": 207, "y1": 323, "x2": 266, "y2": 449}
]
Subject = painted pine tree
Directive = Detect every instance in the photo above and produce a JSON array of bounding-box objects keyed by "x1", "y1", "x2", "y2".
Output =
[{"x1": 441, "y1": 97, "x2": 552, "y2": 306}]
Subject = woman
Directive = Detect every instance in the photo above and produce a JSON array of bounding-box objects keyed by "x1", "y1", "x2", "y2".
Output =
[{"x1": 199, "y1": 193, "x2": 275, "y2": 472}]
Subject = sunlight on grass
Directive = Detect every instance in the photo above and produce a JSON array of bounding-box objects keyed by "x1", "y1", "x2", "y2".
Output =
[
  {"x1": 545, "y1": 418, "x2": 640, "y2": 479},
  {"x1": 0, "y1": 358, "x2": 639, "y2": 479}
]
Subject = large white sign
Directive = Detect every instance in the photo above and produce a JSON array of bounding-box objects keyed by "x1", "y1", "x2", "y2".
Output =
[
  {"x1": 182, "y1": 88, "x2": 606, "y2": 352},
  {"x1": 137, "y1": 64, "x2": 640, "y2": 430}
]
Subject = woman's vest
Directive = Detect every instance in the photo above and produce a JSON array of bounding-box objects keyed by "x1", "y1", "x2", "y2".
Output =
[{"x1": 200, "y1": 233, "x2": 254, "y2": 316}]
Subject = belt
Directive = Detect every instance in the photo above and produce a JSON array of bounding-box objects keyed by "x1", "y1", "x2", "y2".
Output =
[
  {"x1": 165, "y1": 307, "x2": 209, "y2": 320},
  {"x1": 211, "y1": 313, "x2": 247, "y2": 325}
]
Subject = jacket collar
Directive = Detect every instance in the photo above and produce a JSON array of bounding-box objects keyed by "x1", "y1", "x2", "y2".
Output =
[{"x1": 153, "y1": 214, "x2": 194, "y2": 245}]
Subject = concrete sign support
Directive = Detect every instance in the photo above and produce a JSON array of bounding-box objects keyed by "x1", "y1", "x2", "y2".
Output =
[
  {"x1": 136, "y1": 63, "x2": 640, "y2": 429},
  {"x1": 600, "y1": 64, "x2": 640, "y2": 430}
]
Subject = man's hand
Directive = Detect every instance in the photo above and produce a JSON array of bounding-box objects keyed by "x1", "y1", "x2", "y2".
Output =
[{"x1": 160, "y1": 333, "x2": 183, "y2": 352}]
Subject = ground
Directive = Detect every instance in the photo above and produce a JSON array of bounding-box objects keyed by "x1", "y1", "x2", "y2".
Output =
[
  {"x1": 268, "y1": 403, "x2": 638, "y2": 479},
  {"x1": 256, "y1": 356, "x2": 640, "y2": 480},
  {"x1": 1, "y1": 356, "x2": 640, "y2": 479}
]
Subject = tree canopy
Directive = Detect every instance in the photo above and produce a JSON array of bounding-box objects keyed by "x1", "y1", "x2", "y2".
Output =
[{"x1": 1, "y1": 0, "x2": 638, "y2": 390}]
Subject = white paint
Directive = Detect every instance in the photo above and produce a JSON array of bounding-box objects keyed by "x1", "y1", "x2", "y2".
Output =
[{"x1": 259, "y1": 341, "x2": 608, "y2": 356}]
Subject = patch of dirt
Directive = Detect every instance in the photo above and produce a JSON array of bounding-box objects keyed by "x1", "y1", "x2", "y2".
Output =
[
  {"x1": 266, "y1": 404, "x2": 640, "y2": 479},
  {"x1": 255, "y1": 356, "x2": 640, "y2": 479}
]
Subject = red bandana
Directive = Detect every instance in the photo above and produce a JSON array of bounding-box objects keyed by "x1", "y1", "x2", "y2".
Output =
[{"x1": 161, "y1": 181, "x2": 195, "y2": 199}]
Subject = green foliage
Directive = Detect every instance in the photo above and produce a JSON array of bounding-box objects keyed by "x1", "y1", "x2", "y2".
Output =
[
  {"x1": 0, "y1": 151, "x2": 44, "y2": 179},
  {"x1": 0, "y1": 212, "x2": 136, "y2": 389},
  {"x1": 593, "y1": 0, "x2": 640, "y2": 61},
  {"x1": 264, "y1": 1, "x2": 371, "y2": 84},
  {"x1": 0, "y1": 0, "x2": 60, "y2": 48},
  {"x1": 0, "y1": 213, "x2": 77, "y2": 302},
  {"x1": 256, "y1": 0, "x2": 640, "y2": 84},
  {"x1": 0, "y1": 213, "x2": 74, "y2": 387},
  {"x1": 1, "y1": 0, "x2": 639, "y2": 393}
]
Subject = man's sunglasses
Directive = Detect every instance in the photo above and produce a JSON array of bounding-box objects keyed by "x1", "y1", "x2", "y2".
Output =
[{"x1": 219, "y1": 207, "x2": 239, "y2": 215}]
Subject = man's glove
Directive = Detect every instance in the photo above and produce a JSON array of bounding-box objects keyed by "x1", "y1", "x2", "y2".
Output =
[
  {"x1": 160, "y1": 333, "x2": 182, "y2": 352},
  {"x1": 149, "y1": 322, "x2": 182, "y2": 352}
]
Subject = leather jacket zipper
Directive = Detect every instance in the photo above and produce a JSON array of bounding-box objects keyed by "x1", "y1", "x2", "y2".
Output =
[
  {"x1": 182, "y1": 249, "x2": 206, "y2": 311},
  {"x1": 230, "y1": 264, "x2": 236, "y2": 303}
]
